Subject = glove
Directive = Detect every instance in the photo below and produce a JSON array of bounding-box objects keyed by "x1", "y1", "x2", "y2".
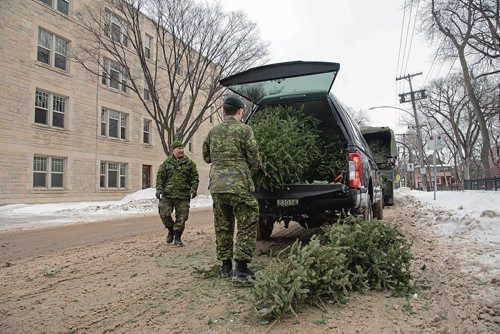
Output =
[
  {"x1": 190, "y1": 191, "x2": 197, "y2": 199},
  {"x1": 155, "y1": 190, "x2": 163, "y2": 200}
]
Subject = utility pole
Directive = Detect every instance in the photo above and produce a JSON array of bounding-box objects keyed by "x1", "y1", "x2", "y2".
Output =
[{"x1": 396, "y1": 72, "x2": 429, "y2": 191}]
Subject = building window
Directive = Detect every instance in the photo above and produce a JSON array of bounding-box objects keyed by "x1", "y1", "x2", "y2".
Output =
[
  {"x1": 33, "y1": 155, "x2": 65, "y2": 188},
  {"x1": 101, "y1": 108, "x2": 127, "y2": 140},
  {"x1": 143, "y1": 119, "x2": 151, "y2": 144},
  {"x1": 35, "y1": 89, "x2": 67, "y2": 128},
  {"x1": 174, "y1": 96, "x2": 181, "y2": 114},
  {"x1": 144, "y1": 79, "x2": 150, "y2": 100},
  {"x1": 100, "y1": 161, "x2": 127, "y2": 189},
  {"x1": 57, "y1": 0, "x2": 69, "y2": 14},
  {"x1": 37, "y1": 29, "x2": 69, "y2": 71},
  {"x1": 145, "y1": 34, "x2": 152, "y2": 59},
  {"x1": 104, "y1": 12, "x2": 128, "y2": 47},
  {"x1": 188, "y1": 139, "x2": 193, "y2": 153},
  {"x1": 174, "y1": 59, "x2": 183, "y2": 76},
  {"x1": 39, "y1": 0, "x2": 69, "y2": 15},
  {"x1": 209, "y1": 106, "x2": 214, "y2": 124},
  {"x1": 102, "y1": 58, "x2": 127, "y2": 92}
]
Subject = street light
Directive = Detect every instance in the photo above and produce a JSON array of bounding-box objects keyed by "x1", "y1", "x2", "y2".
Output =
[
  {"x1": 368, "y1": 105, "x2": 410, "y2": 113},
  {"x1": 368, "y1": 105, "x2": 415, "y2": 121}
]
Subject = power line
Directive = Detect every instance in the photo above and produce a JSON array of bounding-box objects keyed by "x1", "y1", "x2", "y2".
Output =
[
  {"x1": 396, "y1": 0, "x2": 408, "y2": 80},
  {"x1": 444, "y1": 56, "x2": 459, "y2": 80},
  {"x1": 403, "y1": 0, "x2": 421, "y2": 75},
  {"x1": 400, "y1": 1, "x2": 414, "y2": 78},
  {"x1": 423, "y1": 43, "x2": 440, "y2": 85}
]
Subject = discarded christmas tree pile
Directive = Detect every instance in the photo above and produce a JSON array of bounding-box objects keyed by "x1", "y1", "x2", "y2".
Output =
[
  {"x1": 252, "y1": 218, "x2": 413, "y2": 319},
  {"x1": 249, "y1": 105, "x2": 346, "y2": 191}
]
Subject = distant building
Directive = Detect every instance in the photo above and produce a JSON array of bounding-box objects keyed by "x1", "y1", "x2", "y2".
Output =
[
  {"x1": 0, "y1": 0, "x2": 216, "y2": 204},
  {"x1": 414, "y1": 164, "x2": 457, "y2": 190}
]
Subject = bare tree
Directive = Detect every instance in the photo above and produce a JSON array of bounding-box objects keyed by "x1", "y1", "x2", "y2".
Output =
[
  {"x1": 469, "y1": 0, "x2": 500, "y2": 77},
  {"x1": 73, "y1": 0, "x2": 268, "y2": 153},
  {"x1": 419, "y1": 74, "x2": 481, "y2": 179},
  {"x1": 351, "y1": 108, "x2": 371, "y2": 127},
  {"x1": 414, "y1": 0, "x2": 499, "y2": 176},
  {"x1": 338, "y1": 100, "x2": 371, "y2": 126}
]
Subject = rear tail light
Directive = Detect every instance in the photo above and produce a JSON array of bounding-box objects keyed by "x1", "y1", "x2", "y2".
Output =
[{"x1": 348, "y1": 152, "x2": 361, "y2": 188}]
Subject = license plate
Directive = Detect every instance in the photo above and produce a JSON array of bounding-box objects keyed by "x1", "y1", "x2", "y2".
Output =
[{"x1": 277, "y1": 199, "x2": 299, "y2": 207}]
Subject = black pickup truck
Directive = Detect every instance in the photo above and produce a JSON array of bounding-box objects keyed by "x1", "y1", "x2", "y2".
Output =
[{"x1": 220, "y1": 61, "x2": 384, "y2": 240}]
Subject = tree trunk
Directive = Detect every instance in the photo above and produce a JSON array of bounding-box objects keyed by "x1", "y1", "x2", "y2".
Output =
[{"x1": 457, "y1": 51, "x2": 492, "y2": 177}]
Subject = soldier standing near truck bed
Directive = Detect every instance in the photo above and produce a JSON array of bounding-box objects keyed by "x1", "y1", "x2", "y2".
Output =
[{"x1": 202, "y1": 95, "x2": 262, "y2": 283}]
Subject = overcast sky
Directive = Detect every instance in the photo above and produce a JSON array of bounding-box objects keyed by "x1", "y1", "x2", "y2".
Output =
[{"x1": 216, "y1": 0, "x2": 450, "y2": 133}]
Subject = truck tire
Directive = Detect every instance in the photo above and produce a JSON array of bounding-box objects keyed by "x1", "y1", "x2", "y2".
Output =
[
  {"x1": 256, "y1": 218, "x2": 274, "y2": 240},
  {"x1": 373, "y1": 199, "x2": 383, "y2": 220}
]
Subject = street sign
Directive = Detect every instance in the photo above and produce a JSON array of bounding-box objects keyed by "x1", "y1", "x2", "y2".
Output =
[
  {"x1": 427, "y1": 133, "x2": 445, "y2": 150},
  {"x1": 399, "y1": 89, "x2": 427, "y2": 103},
  {"x1": 407, "y1": 163, "x2": 415, "y2": 172}
]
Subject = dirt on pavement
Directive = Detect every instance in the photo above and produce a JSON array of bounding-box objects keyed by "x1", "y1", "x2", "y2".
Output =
[{"x1": 0, "y1": 200, "x2": 498, "y2": 333}]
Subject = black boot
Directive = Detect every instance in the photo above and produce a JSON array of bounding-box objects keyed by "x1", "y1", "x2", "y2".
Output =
[
  {"x1": 233, "y1": 261, "x2": 255, "y2": 283},
  {"x1": 166, "y1": 228, "x2": 174, "y2": 244},
  {"x1": 221, "y1": 259, "x2": 232, "y2": 278},
  {"x1": 174, "y1": 230, "x2": 183, "y2": 247}
]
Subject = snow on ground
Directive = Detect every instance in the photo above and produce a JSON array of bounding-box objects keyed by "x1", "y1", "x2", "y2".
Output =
[
  {"x1": 0, "y1": 188, "x2": 212, "y2": 231},
  {"x1": 396, "y1": 188, "x2": 500, "y2": 282},
  {"x1": 397, "y1": 188, "x2": 500, "y2": 243},
  {"x1": 0, "y1": 187, "x2": 498, "y2": 278}
]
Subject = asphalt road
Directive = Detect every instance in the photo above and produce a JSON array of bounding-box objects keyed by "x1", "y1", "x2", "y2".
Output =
[{"x1": 0, "y1": 208, "x2": 213, "y2": 263}]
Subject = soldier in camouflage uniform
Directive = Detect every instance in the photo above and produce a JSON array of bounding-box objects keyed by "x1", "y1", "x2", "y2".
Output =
[
  {"x1": 156, "y1": 140, "x2": 199, "y2": 247},
  {"x1": 202, "y1": 95, "x2": 262, "y2": 282}
]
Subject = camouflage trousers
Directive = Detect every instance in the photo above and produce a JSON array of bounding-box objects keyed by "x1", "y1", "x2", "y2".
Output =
[
  {"x1": 158, "y1": 197, "x2": 190, "y2": 232},
  {"x1": 212, "y1": 192, "x2": 259, "y2": 263}
]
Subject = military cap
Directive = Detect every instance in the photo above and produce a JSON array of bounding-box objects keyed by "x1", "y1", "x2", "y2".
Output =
[
  {"x1": 223, "y1": 95, "x2": 245, "y2": 109},
  {"x1": 172, "y1": 140, "x2": 183, "y2": 149}
]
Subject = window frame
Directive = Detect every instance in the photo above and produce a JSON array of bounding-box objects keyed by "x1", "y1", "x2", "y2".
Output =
[
  {"x1": 100, "y1": 107, "x2": 128, "y2": 140},
  {"x1": 100, "y1": 161, "x2": 128, "y2": 189},
  {"x1": 104, "y1": 11, "x2": 129, "y2": 47},
  {"x1": 174, "y1": 96, "x2": 182, "y2": 114},
  {"x1": 39, "y1": 0, "x2": 69, "y2": 15},
  {"x1": 37, "y1": 28, "x2": 69, "y2": 71},
  {"x1": 35, "y1": 89, "x2": 67, "y2": 129},
  {"x1": 175, "y1": 60, "x2": 184, "y2": 77},
  {"x1": 144, "y1": 34, "x2": 152, "y2": 59},
  {"x1": 33, "y1": 155, "x2": 65, "y2": 189},
  {"x1": 102, "y1": 58, "x2": 127, "y2": 92},
  {"x1": 143, "y1": 119, "x2": 152, "y2": 144},
  {"x1": 144, "y1": 78, "x2": 150, "y2": 101}
]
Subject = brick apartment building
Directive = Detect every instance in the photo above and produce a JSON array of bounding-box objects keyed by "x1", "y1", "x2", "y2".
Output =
[{"x1": 0, "y1": 0, "x2": 216, "y2": 205}]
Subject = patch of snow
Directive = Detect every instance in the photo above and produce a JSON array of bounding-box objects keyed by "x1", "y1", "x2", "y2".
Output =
[{"x1": 0, "y1": 188, "x2": 212, "y2": 232}]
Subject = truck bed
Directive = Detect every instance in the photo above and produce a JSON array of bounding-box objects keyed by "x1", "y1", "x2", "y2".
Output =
[{"x1": 255, "y1": 183, "x2": 359, "y2": 219}]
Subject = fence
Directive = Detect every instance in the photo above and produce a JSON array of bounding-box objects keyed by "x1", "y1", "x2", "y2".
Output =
[
  {"x1": 436, "y1": 184, "x2": 463, "y2": 191},
  {"x1": 463, "y1": 177, "x2": 500, "y2": 191}
]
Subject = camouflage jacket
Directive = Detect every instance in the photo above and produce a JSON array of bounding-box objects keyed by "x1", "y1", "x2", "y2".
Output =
[
  {"x1": 202, "y1": 117, "x2": 262, "y2": 194},
  {"x1": 156, "y1": 155, "x2": 199, "y2": 199}
]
